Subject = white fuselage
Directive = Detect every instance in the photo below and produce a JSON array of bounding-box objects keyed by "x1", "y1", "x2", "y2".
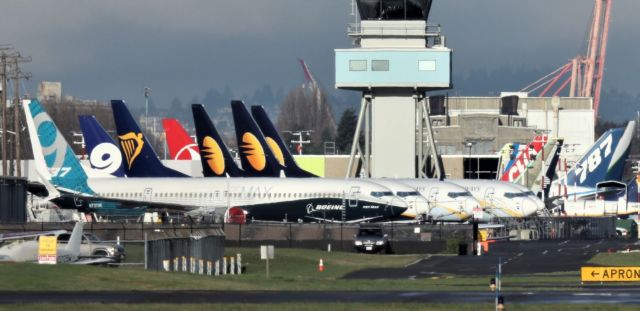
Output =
[{"x1": 447, "y1": 179, "x2": 541, "y2": 218}]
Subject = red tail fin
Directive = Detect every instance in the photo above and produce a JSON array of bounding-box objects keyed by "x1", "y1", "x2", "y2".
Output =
[{"x1": 162, "y1": 118, "x2": 200, "y2": 160}]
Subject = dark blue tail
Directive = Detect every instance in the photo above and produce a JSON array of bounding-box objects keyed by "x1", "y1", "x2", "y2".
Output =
[
  {"x1": 111, "y1": 99, "x2": 187, "y2": 177},
  {"x1": 250, "y1": 105, "x2": 317, "y2": 178},
  {"x1": 78, "y1": 115, "x2": 126, "y2": 177},
  {"x1": 230, "y1": 100, "x2": 282, "y2": 177},
  {"x1": 192, "y1": 104, "x2": 245, "y2": 177},
  {"x1": 565, "y1": 121, "x2": 635, "y2": 188}
]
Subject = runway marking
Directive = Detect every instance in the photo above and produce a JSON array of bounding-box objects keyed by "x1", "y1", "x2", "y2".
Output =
[
  {"x1": 517, "y1": 252, "x2": 524, "y2": 257},
  {"x1": 558, "y1": 240, "x2": 570, "y2": 246},
  {"x1": 406, "y1": 256, "x2": 427, "y2": 267},
  {"x1": 542, "y1": 250, "x2": 548, "y2": 255},
  {"x1": 408, "y1": 275, "x2": 417, "y2": 280}
]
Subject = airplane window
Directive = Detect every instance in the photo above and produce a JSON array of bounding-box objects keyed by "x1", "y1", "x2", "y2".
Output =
[
  {"x1": 370, "y1": 191, "x2": 393, "y2": 198},
  {"x1": 397, "y1": 191, "x2": 420, "y2": 197}
]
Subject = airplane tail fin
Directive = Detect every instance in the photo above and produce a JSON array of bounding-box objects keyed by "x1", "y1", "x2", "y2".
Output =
[
  {"x1": 566, "y1": 121, "x2": 635, "y2": 188},
  {"x1": 23, "y1": 100, "x2": 94, "y2": 194},
  {"x1": 499, "y1": 135, "x2": 547, "y2": 182},
  {"x1": 78, "y1": 115, "x2": 126, "y2": 177},
  {"x1": 111, "y1": 100, "x2": 187, "y2": 177},
  {"x1": 191, "y1": 104, "x2": 245, "y2": 177},
  {"x1": 161, "y1": 118, "x2": 201, "y2": 160},
  {"x1": 230, "y1": 100, "x2": 282, "y2": 177},
  {"x1": 64, "y1": 221, "x2": 84, "y2": 258},
  {"x1": 250, "y1": 105, "x2": 317, "y2": 177}
]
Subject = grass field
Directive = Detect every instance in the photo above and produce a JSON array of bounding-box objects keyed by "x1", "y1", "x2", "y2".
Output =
[{"x1": 2, "y1": 246, "x2": 640, "y2": 292}]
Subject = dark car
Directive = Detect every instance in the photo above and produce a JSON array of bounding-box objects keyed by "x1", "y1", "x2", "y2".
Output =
[{"x1": 354, "y1": 226, "x2": 390, "y2": 254}]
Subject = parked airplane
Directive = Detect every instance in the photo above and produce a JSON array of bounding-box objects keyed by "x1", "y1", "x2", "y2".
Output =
[
  {"x1": 549, "y1": 121, "x2": 635, "y2": 201},
  {"x1": 225, "y1": 102, "x2": 482, "y2": 222},
  {"x1": 191, "y1": 103, "x2": 424, "y2": 220},
  {"x1": 0, "y1": 222, "x2": 114, "y2": 264},
  {"x1": 25, "y1": 99, "x2": 410, "y2": 223},
  {"x1": 446, "y1": 179, "x2": 543, "y2": 218}
]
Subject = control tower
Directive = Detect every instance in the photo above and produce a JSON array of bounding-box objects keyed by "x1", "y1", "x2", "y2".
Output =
[{"x1": 336, "y1": 0, "x2": 452, "y2": 178}]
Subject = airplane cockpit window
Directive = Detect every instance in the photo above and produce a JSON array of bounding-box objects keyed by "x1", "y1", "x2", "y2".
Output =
[
  {"x1": 397, "y1": 191, "x2": 420, "y2": 197},
  {"x1": 447, "y1": 191, "x2": 472, "y2": 198},
  {"x1": 370, "y1": 191, "x2": 394, "y2": 198},
  {"x1": 504, "y1": 192, "x2": 528, "y2": 198}
]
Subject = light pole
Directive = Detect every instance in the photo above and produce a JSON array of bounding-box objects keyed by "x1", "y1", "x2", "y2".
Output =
[
  {"x1": 144, "y1": 87, "x2": 151, "y2": 131},
  {"x1": 464, "y1": 141, "x2": 474, "y2": 179}
]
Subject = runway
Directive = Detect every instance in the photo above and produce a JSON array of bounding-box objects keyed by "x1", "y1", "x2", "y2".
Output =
[
  {"x1": 2, "y1": 289, "x2": 640, "y2": 304},
  {"x1": 345, "y1": 239, "x2": 638, "y2": 279}
]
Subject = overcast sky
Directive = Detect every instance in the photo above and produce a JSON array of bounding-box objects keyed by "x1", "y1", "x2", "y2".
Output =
[{"x1": 2, "y1": 0, "x2": 639, "y2": 111}]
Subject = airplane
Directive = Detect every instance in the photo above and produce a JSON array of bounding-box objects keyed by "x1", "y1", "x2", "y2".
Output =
[
  {"x1": 497, "y1": 135, "x2": 547, "y2": 182},
  {"x1": 226, "y1": 102, "x2": 482, "y2": 222},
  {"x1": 162, "y1": 118, "x2": 200, "y2": 160},
  {"x1": 549, "y1": 121, "x2": 636, "y2": 202},
  {"x1": 24, "y1": 99, "x2": 410, "y2": 224},
  {"x1": 446, "y1": 179, "x2": 543, "y2": 218},
  {"x1": 0, "y1": 222, "x2": 115, "y2": 264}
]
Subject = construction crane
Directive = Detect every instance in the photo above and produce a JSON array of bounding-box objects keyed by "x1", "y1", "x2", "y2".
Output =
[{"x1": 520, "y1": 0, "x2": 612, "y2": 119}]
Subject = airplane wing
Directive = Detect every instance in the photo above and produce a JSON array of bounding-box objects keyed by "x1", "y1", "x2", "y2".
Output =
[
  {"x1": 71, "y1": 257, "x2": 118, "y2": 265},
  {"x1": 0, "y1": 230, "x2": 67, "y2": 241}
]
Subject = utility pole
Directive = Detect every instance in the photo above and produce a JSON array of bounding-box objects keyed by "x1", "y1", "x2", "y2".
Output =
[
  {"x1": 9, "y1": 53, "x2": 32, "y2": 177},
  {"x1": 0, "y1": 45, "x2": 15, "y2": 176}
]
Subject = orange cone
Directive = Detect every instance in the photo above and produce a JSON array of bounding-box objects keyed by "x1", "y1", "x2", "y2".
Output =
[{"x1": 318, "y1": 259, "x2": 324, "y2": 272}]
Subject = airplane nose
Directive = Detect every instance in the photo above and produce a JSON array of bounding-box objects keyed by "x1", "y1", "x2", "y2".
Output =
[
  {"x1": 388, "y1": 197, "x2": 410, "y2": 218},
  {"x1": 523, "y1": 198, "x2": 540, "y2": 217}
]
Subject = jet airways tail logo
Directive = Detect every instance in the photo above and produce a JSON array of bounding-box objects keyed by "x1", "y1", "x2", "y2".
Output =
[
  {"x1": 241, "y1": 132, "x2": 266, "y2": 171},
  {"x1": 118, "y1": 132, "x2": 144, "y2": 169},
  {"x1": 266, "y1": 137, "x2": 285, "y2": 166},
  {"x1": 202, "y1": 136, "x2": 225, "y2": 175}
]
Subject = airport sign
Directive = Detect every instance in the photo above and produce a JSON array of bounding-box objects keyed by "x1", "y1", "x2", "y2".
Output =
[
  {"x1": 38, "y1": 236, "x2": 57, "y2": 264},
  {"x1": 581, "y1": 266, "x2": 640, "y2": 282}
]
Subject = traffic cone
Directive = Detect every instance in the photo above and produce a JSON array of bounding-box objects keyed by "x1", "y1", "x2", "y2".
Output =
[{"x1": 318, "y1": 258, "x2": 324, "y2": 272}]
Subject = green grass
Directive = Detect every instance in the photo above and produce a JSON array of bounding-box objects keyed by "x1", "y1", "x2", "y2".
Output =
[
  {"x1": 1, "y1": 304, "x2": 638, "y2": 311},
  {"x1": 588, "y1": 252, "x2": 640, "y2": 266},
  {"x1": 1, "y1": 247, "x2": 638, "y2": 292}
]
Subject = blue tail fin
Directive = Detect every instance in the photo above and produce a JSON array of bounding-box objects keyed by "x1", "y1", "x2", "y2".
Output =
[
  {"x1": 191, "y1": 104, "x2": 245, "y2": 177},
  {"x1": 110, "y1": 100, "x2": 187, "y2": 177},
  {"x1": 23, "y1": 100, "x2": 94, "y2": 194},
  {"x1": 250, "y1": 105, "x2": 317, "y2": 178},
  {"x1": 566, "y1": 121, "x2": 635, "y2": 188},
  {"x1": 230, "y1": 100, "x2": 282, "y2": 177},
  {"x1": 78, "y1": 115, "x2": 126, "y2": 177}
]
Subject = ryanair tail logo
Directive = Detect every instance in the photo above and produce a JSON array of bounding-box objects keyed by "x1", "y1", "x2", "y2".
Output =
[
  {"x1": 266, "y1": 137, "x2": 285, "y2": 166},
  {"x1": 241, "y1": 132, "x2": 266, "y2": 171},
  {"x1": 202, "y1": 136, "x2": 225, "y2": 175},
  {"x1": 118, "y1": 132, "x2": 144, "y2": 169}
]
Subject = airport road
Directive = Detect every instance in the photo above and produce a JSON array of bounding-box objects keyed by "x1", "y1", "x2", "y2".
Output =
[
  {"x1": 2, "y1": 290, "x2": 640, "y2": 304},
  {"x1": 345, "y1": 239, "x2": 639, "y2": 279}
]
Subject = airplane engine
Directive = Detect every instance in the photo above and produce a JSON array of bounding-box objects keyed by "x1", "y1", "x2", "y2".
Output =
[{"x1": 225, "y1": 207, "x2": 248, "y2": 224}]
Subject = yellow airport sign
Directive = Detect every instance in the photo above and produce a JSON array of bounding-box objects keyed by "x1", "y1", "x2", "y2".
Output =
[
  {"x1": 581, "y1": 266, "x2": 640, "y2": 282},
  {"x1": 38, "y1": 236, "x2": 58, "y2": 264}
]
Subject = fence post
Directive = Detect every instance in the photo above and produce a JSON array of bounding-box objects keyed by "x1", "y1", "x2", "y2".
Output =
[{"x1": 144, "y1": 232, "x2": 148, "y2": 270}]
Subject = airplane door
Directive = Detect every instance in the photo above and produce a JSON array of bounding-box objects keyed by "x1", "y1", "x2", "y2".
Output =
[
  {"x1": 484, "y1": 188, "x2": 495, "y2": 204},
  {"x1": 348, "y1": 186, "x2": 359, "y2": 207},
  {"x1": 143, "y1": 188, "x2": 153, "y2": 201},
  {"x1": 428, "y1": 188, "x2": 439, "y2": 202}
]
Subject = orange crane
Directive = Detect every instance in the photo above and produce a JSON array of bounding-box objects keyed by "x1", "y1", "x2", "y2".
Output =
[{"x1": 520, "y1": 0, "x2": 612, "y2": 118}]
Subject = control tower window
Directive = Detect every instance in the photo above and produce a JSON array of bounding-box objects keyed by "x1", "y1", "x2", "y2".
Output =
[
  {"x1": 349, "y1": 60, "x2": 368, "y2": 71},
  {"x1": 372, "y1": 60, "x2": 389, "y2": 71},
  {"x1": 356, "y1": 0, "x2": 433, "y2": 21},
  {"x1": 419, "y1": 60, "x2": 436, "y2": 71}
]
